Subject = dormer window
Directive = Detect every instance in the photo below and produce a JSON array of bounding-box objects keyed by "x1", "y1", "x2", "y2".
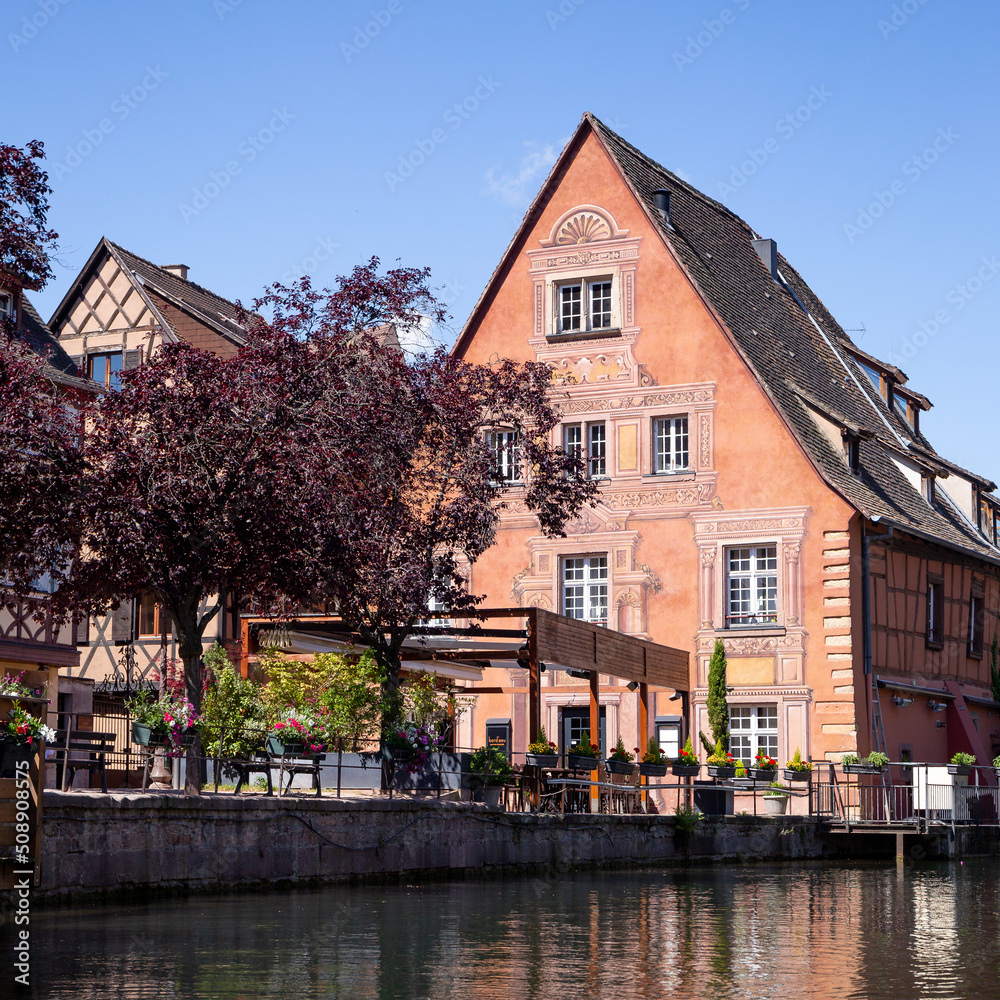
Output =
[
  {"x1": 0, "y1": 292, "x2": 14, "y2": 325},
  {"x1": 921, "y1": 473, "x2": 935, "y2": 504},
  {"x1": 858, "y1": 362, "x2": 881, "y2": 391},
  {"x1": 844, "y1": 432, "x2": 861, "y2": 475}
]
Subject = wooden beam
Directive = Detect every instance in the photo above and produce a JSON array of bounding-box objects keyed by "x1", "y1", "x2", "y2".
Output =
[{"x1": 589, "y1": 671, "x2": 600, "y2": 813}]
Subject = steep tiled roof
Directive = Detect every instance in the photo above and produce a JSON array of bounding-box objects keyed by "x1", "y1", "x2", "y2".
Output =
[
  {"x1": 582, "y1": 112, "x2": 998, "y2": 562},
  {"x1": 20, "y1": 296, "x2": 97, "y2": 391},
  {"x1": 106, "y1": 242, "x2": 246, "y2": 344}
]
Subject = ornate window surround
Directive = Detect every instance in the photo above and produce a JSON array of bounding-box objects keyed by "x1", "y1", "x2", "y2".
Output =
[{"x1": 527, "y1": 205, "x2": 641, "y2": 345}]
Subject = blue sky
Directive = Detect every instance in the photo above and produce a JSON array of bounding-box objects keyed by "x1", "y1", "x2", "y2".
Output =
[{"x1": 6, "y1": 0, "x2": 999, "y2": 479}]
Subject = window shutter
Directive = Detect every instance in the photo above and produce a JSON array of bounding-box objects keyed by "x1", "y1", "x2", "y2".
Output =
[
  {"x1": 123, "y1": 349, "x2": 142, "y2": 370},
  {"x1": 111, "y1": 600, "x2": 135, "y2": 645}
]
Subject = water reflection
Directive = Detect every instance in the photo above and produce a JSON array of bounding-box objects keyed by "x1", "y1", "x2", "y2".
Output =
[{"x1": 12, "y1": 860, "x2": 999, "y2": 999}]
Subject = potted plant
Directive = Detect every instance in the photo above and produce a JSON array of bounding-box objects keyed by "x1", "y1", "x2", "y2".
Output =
[
  {"x1": 567, "y1": 731, "x2": 599, "y2": 770},
  {"x1": 841, "y1": 751, "x2": 889, "y2": 775},
  {"x1": 948, "y1": 751, "x2": 975, "y2": 776},
  {"x1": 606, "y1": 737, "x2": 637, "y2": 775},
  {"x1": 128, "y1": 691, "x2": 200, "y2": 756},
  {"x1": 384, "y1": 720, "x2": 443, "y2": 773},
  {"x1": 0, "y1": 671, "x2": 47, "y2": 700},
  {"x1": 268, "y1": 710, "x2": 327, "y2": 756},
  {"x1": 670, "y1": 737, "x2": 700, "y2": 778},
  {"x1": 748, "y1": 751, "x2": 779, "y2": 782},
  {"x1": 0, "y1": 705, "x2": 55, "y2": 770},
  {"x1": 994, "y1": 754, "x2": 1000, "y2": 780},
  {"x1": 525, "y1": 726, "x2": 559, "y2": 768},
  {"x1": 764, "y1": 781, "x2": 790, "y2": 816},
  {"x1": 706, "y1": 739, "x2": 736, "y2": 779},
  {"x1": 470, "y1": 744, "x2": 512, "y2": 806},
  {"x1": 784, "y1": 746, "x2": 813, "y2": 782},
  {"x1": 640, "y1": 736, "x2": 669, "y2": 777}
]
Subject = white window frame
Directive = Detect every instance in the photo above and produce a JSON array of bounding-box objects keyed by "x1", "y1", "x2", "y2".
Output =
[
  {"x1": 562, "y1": 555, "x2": 608, "y2": 626},
  {"x1": 487, "y1": 429, "x2": 521, "y2": 485},
  {"x1": 564, "y1": 421, "x2": 607, "y2": 479},
  {"x1": 726, "y1": 545, "x2": 778, "y2": 627},
  {"x1": 729, "y1": 705, "x2": 778, "y2": 766},
  {"x1": 555, "y1": 276, "x2": 615, "y2": 335},
  {"x1": 653, "y1": 415, "x2": 689, "y2": 473}
]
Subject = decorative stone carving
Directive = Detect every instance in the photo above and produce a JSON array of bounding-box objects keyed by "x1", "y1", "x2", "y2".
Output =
[
  {"x1": 603, "y1": 483, "x2": 716, "y2": 509},
  {"x1": 556, "y1": 212, "x2": 612, "y2": 245},
  {"x1": 555, "y1": 354, "x2": 628, "y2": 384}
]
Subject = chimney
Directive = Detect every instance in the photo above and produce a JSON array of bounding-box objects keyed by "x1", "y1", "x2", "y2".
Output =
[
  {"x1": 752, "y1": 239, "x2": 779, "y2": 280},
  {"x1": 161, "y1": 264, "x2": 189, "y2": 281},
  {"x1": 652, "y1": 189, "x2": 673, "y2": 228}
]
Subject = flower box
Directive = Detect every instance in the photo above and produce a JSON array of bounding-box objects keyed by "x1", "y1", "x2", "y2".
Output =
[
  {"x1": 947, "y1": 764, "x2": 972, "y2": 776},
  {"x1": 131, "y1": 722, "x2": 169, "y2": 748},
  {"x1": 525, "y1": 752, "x2": 559, "y2": 768},
  {"x1": 783, "y1": 769, "x2": 812, "y2": 782},
  {"x1": 268, "y1": 734, "x2": 307, "y2": 757},
  {"x1": 606, "y1": 759, "x2": 636, "y2": 776},
  {"x1": 670, "y1": 763, "x2": 700, "y2": 778},
  {"x1": 748, "y1": 767, "x2": 778, "y2": 782},
  {"x1": 0, "y1": 741, "x2": 36, "y2": 771},
  {"x1": 707, "y1": 765, "x2": 736, "y2": 779},
  {"x1": 567, "y1": 754, "x2": 598, "y2": 771},
  {"x1": 842, "y1": 763, "x2": 885, "y2": 775},
  {"x1": 640, "y1": 762, "x2": 669, "y2": 777}
]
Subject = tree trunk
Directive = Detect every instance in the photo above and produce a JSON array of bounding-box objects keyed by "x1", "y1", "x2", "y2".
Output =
[{"x1": 178, "y1": 614, "x2": 204, "y2": 796}]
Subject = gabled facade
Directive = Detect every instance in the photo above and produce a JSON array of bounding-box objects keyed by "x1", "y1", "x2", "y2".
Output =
[
  {"x1": 453, "y1": 114, "x2": 1000, "y2": 771},
  {"x1": 46, "y1": 240, "x2": 245, "y2": 692}
]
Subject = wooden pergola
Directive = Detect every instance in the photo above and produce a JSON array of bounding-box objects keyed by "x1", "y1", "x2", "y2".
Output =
[{"x1": 240, "y1": 604, "x2": 689, "y2": 765}]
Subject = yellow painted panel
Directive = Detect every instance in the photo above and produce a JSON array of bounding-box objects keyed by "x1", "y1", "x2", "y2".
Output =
[
  {"x1": 728, "y1": 656, "x2": 775, "y2": 686},
  {"x1": 618, "y1": 424, "x2": 637, "y2": 472}
]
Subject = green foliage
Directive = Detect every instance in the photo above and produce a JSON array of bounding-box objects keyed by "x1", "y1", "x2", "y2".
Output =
[
  {"x1": 866, "y1": 752, "x2": 889, "y2": 767},
  {"x1": 785, "y1": 747, "x2": 813, "y2": 772},
  {"x1": 706, "y1": 639, "x2": 729, "y2": 751},
  {"x1": 644, "y1": 736, "x2": 669, "y2": 765},
  {"x1": 257, "y1": 647, "x2": 340, "y2": 714},
  {"x1": 706, "y1": 738, "x2": 734, "y2": 766},
  {"x1": 200, "y1": 644, "x2": 269, "y2": 760},
  {"x1": 674, "y1": 802, "x2": 700, "y2": 833},
  {"x1": 950, "y1": 752, "x2": 976, "y2": 767},
  {"x1": 528, "y1": 725, "x2": 557, "y2": 755},
  {"x1": 698, "y1": 730, "x2": 715, "y2": 755},
  {"x1": 608, "y1": 736, "x2": 635, "y2": 763},
  {"x1": 314, "y1": 651, "x2": 386, "y2": 750},
  {"x1": 765, "y1": 781, "x2": 788, "y2": 797},
  {"x1": 469, "y1": 744, "x2": 512, "y2": 786},
  {"x1": 841, "y1": 753, "x2": 859, "y2": 766},
  {"x1": 993, "y1": 754, "x2": 1000, "y2": 769},
  {"x1": 734, "y1": 761, "x2": 746, "y2": 778},
  {"x1": 569, "y1": 730, "x2": 598, "y2": 758}
]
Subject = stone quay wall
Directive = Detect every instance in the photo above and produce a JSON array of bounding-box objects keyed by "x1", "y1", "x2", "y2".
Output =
[{"x1": 25, "y1": 791, "x2": 988, "y2": 903}]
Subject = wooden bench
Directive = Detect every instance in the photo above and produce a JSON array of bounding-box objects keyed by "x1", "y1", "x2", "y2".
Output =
[{"x1": 53, "y1": 730, "x2": 116, "y2": 792}]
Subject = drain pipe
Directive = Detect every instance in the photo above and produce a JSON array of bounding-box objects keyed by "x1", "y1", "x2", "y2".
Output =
[{"x1": 862, "y1": 519, "x2": 892, "y2": 751}]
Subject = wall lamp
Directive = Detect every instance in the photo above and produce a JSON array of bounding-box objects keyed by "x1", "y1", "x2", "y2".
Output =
[
  {"x1": 565, "y1": 668, "x2": 593, "y2": 679},
  {"x1": 927, "y1": 700, "x2": 947, "y2": 712},
  {"x1": 626, "y1": 680, "x2": 639, "y2": 692},
  {"x1": 936, "y1": 720, "x2": 947, "y2": 729},
  {"x1": 891, "y1": 696, "x2": 914, "y2": 708},
  {"x1": 668, "y1": 690, "x2": 684, "y2": 701}
]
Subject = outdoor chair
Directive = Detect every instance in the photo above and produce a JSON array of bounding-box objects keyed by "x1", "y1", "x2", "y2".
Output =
[{"x1": 54, "y1": 730, "x2": 116, "y2": 792}]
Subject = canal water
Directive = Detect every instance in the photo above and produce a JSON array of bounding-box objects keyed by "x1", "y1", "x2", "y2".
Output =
[{"x1": 17, "y1": 859, "x2": 1000, "y2": 999}]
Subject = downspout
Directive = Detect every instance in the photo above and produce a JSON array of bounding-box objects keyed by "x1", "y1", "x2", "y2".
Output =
[{"x1": 862, "y1": 519, "x2": 892, "y2": 751}]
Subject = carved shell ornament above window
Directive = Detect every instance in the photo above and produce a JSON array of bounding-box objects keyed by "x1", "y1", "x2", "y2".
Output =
[{"x1": 557, "y1": 213, "x2": 612, "y2": 245}]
